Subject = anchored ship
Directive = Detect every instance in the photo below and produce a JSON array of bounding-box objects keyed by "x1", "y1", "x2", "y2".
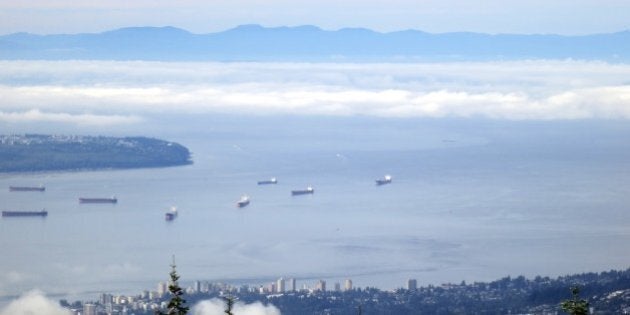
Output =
[
  {"x1": 165, "y1": 206, "x2": 178, "y2": 221},
  {"x1": 292, "y1": 186, "x2": 314, "y2": 196},
  {"x1": 9, "y1": 186, "x2": 45, "y2": 192},
  {"x1": 237, "y1": 195, "x2": 250, "y2": 208},
  {"x1": 257, "y1": 177, "x2": 278, "y2": 185},
  {"x1": 79, "y1": 197, "x2": 117, "y2": 204},
  {"x1": 2, "y1": 210, "x2": 48, "y2": 217},
  {"x1": 375, "y1": 175, "x2": 392, "y2": 186}
]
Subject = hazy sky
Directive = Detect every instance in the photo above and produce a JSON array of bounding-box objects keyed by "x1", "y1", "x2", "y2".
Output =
[{"x1": 0, "y1": 0, "x2": 628, "y2": 35}]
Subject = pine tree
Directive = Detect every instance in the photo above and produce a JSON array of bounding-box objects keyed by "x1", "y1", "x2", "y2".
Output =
[
  {"x1": 223, "y1": 295, "x2": 235, "y2": 315},
  {"x1": 561, "y1": 286, "x2": 589, "y2": 315},
  {"x1": 156, "y1": 256, "x2": 189, "y2": 315}
]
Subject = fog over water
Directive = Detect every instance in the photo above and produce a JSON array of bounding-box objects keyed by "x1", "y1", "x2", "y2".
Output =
[{"x1": 1, "y1": 61, "x2": 629, "y2": 303}]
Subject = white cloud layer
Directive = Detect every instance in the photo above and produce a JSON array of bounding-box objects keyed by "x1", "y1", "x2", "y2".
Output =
[
  {"x1": 193, "y1": 298, "x2": 280, "y2": 315},
  {"x1": 0, "y1": 290, "x2": 71, "y2": 315},
  {"x1": 1, "y1": 60, "x2": 629, "y2": 123},
  {"x1": 0, "y1": 109, "x2": 142, "y2": 125}
]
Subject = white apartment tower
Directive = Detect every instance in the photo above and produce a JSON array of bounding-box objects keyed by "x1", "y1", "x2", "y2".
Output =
[
  {"x1": 157, "y1": 281, "x2": 168, "y2": 297},
  {"x1": 277, "y1": 277, "x2": 286, "y2": 293}
]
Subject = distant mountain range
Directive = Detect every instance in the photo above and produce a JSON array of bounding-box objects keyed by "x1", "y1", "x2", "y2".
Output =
[{"x1": 1, "y1": 25, "x2": 629, "y2": 61}]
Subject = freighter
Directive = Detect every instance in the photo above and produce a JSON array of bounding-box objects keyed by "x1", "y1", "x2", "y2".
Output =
[
  {"x1": 9, "y1": 186, "x2": 45, "y2": 192},
  {"x1": 291, "y1": 186, "x2": 314, "y2": 196},
  {"x1": 375, "y1": 175, "x2": 392, "y2": 186},
  {"x1": 165, "y1": 206, "x2": 178, "y2": 221},
  {"x1": 79, "y1": 197, "x2": 118, "y2": 204},
  {"x1": 237, "y1": 195, "x2": 250, "y2": 208},
  {"x1": 257, "y1": 177, "x2": 278, "y2": 185},
  {"x1": 2, "y1": 210, "x2": 48, "y2": 217}
]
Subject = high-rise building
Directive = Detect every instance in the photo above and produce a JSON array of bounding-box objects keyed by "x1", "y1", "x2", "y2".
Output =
[
  {"x1": 157, "y1": 281, "x2": 167, "y2": 297},
  {"x1": 344, "y1": 279, "x2": 353, "y2": 291},
  {"x1": 83, "y1": 303, "x2": 96, "y2": 315},
  {"x1": 267, "y1": 282, "x2": 276, "y2": 293},
  {"x1": 316, "y1": 280, "x2": 326, "y2": 292},
  {"x1": 100, "y1": 293, "x2": 112, "y2": 305},
  {"x1": 288, "y1": 278, "x2": 296, "y2": 292},
  {"x1": 407, "y1": 279, "x2": 417, "y2": 291},
  {"x1": 277, "y1": 277, "x2": 286, "y2": 293},
  {"x1": 334, "y1": 282, "x2": 341, "y2": 291},
  {"x1": 201, "y1": 281, "x2": 210, "y2": 293},
  {"x1": 194, "y1": 280, "x2": 201, "y2": 293}
]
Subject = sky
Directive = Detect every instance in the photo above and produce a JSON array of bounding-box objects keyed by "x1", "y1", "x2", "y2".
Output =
[{"x1": 0, "y1": 0, "x2": 629, "y2": 35}]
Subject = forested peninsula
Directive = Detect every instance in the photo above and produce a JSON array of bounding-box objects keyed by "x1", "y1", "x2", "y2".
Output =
[{"x1": 0, "y1": 134, "x2": 192, "y2": 173}]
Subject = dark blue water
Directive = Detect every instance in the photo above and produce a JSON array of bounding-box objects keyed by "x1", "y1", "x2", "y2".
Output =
[{"x1": 1, "y1": 116, "x2": 630, "y2": 302}]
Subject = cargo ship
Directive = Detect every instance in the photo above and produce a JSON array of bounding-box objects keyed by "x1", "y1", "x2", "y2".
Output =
[
  {"x1": 9, "y1": 186, "x2": 45, "y2": 192},
  {"x1": 375, "y1": 175, "x2": 392, "y2": 186},
  {"x1": 237, "y1": 195, "x2": 250, "y2": 208},
  {"x1": 2, "y1": 210, "x2": 48, "y2": 217},
  {"x1": 165, "y1": 206, "x2": 178, "y2": 221},
  {"x1": 79, "y1": 197, "x2": 117, "y2": 204},
  {"x1": 291, "y1": 186, "x2": 314, "y2": 196},
  {"x1": 257, "y1": 177, "x2": 278, "y2": 185}
]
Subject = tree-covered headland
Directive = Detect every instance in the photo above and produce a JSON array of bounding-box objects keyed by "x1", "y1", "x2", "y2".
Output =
[{"x1": 0, "y1": 134, "x2": 192, "y2": 173}]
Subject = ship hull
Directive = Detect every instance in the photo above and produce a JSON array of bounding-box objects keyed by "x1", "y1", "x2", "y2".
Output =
[
  {"x1": 2, "y1": 210, "x2": 48, "y2": 217},
  {"x1": 291, "y1": 190, "x2": 314, "y2": 196},
  {"x1": 237, "y1": 200, "x2": 250, "y2": 207},
  {"x1": 79, "y1": 198, "x2": 117, "y2": 204},
  {"x1": 257, "y1": 181, "x2": 277, "y2": 185},
  {"x1": 9, "y1": 186, "x2": 45, "y2": 192}
]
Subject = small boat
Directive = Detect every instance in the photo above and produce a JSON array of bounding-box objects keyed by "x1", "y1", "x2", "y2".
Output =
[
  {"x1": 375, "y1": 175, "x2": 392, "y2": 186},
  {"x1": 2, "y1": 210, "x2": 48, "y2": 217},
  {"x1": 257, "y1": 177, "x2": 278, "y2": 185},
  {"x1": 237, "y1": 195, "x2": 250, "y2": 208},
  {"x1": 165, "y1": 206, "x2": 178, "y2": 221},
  {"x1": 291, "y1": 186, "x2": 314, "y2": 196},
  {"x1": 79, "y1": 197, "x2": 117, "y2": 204},
  {"x1": 9, "y1": 185, "x2": 45, "y2": 192}
]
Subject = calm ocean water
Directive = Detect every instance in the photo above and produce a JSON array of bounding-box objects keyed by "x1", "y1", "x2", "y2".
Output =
[{"x1": 1, "y1": 116, "x2": 630, "y2": 302}]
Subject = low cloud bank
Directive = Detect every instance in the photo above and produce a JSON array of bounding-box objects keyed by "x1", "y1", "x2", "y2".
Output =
[
  {"x1": 0, "y1": 290, "x2": 71, "y2": 315},
  {"x1": 2, "y1": 84, "x2": 629, "y2": 120},
  {"x1": 193, "y1": 298, "x2": 280, "y2": 315},
  {"x1": 0, "y1": 109, "x2": 142, "y2": 125},
  {"x1": 1, "y1": 60, "x2": 629, "y2": 124}
]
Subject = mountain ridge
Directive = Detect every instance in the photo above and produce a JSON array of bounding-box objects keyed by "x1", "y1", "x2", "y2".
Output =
[{"x1": 1, "y1": 24, "x2": 629, "y2": 61}]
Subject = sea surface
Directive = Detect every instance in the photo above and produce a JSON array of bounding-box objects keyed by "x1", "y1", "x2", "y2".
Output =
[{"x1": 1, "y1": 116, "x2": 630, "y2": 302}]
